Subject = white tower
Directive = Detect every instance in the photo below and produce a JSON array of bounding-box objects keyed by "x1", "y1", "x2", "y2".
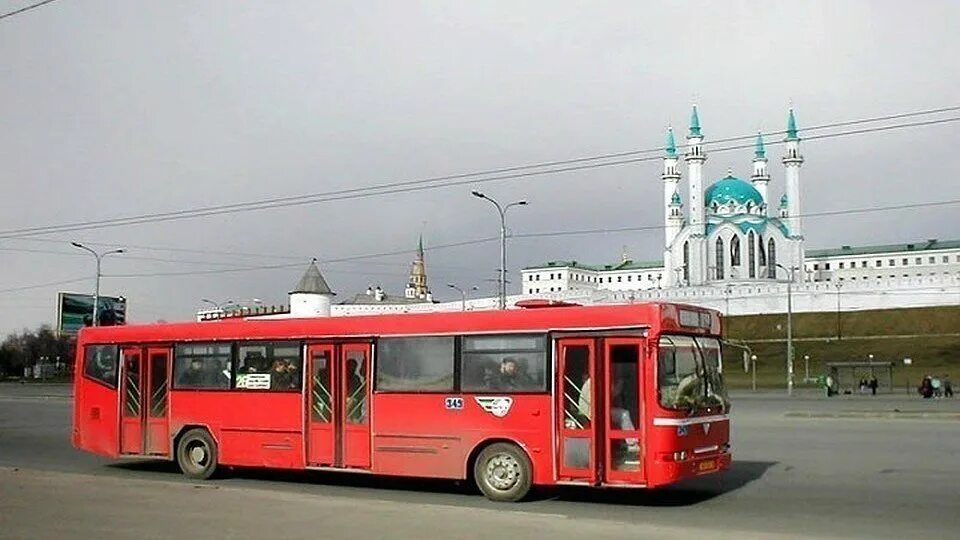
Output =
[
  {"x1": 289, "y1": 259, "x2": 335, "y2": 317},
  {"x1": 662, "y1": 127, "x2": 682, "y2": 247},
  {"x1": 751, "y1": 132, "x2": 770, "y2": 215},
  {"x1": 782, "y1": 108, "x2": 804, "y2": 237},
  {"x1": 685, "y1": 105, "x2": 707, "y2": 233},
  {"x1": 683, "y1": 105, "x2": 708, "y2": 285}
]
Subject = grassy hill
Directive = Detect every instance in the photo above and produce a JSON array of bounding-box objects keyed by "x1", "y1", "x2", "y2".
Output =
[{"x1": 720, "y1": 306, "x2": 960, "y2": 390}]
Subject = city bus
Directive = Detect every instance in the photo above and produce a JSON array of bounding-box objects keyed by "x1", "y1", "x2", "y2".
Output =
[{"x1": 72, "y1": 302, "x2": 731, "y2": 501}]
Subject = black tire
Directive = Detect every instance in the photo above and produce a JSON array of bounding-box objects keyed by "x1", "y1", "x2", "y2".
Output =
[
  {"x1": 473, "y1": 442, "x2": 532, "y2": 502},
  {"x1": 176, "y1": 428, "x2": 218, "y2": 480}
]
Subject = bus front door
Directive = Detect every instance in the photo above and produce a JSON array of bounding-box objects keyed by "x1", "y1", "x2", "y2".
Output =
[
  {"x1": 306, "y1": 343, "x2": 372, "y2": 469},
  {"x1": 120, "y1": 346, "x2": 171, "y2": 456},
  {"x1": 602, "y1": 338, "x2": 646, "y2": 485},
  {"x1": 555, "y1": 337, "x2": 646, "y2": 485}
]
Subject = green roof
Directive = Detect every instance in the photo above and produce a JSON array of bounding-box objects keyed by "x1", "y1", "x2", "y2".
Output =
[
  {"x1": 524, "y1": 259, "x2": 664, "y2": 272},
  {"x1": 689, "y1": 105, "x2": 702, "y2": 137},
  {"x1": 665, "y1": 127, "x2": 677, "y2": 158},
  {"x1": 705, "y1": 174, "x2": 764, "y2": 207},
  {"x1": 807, "y1": 239, "x2": 960, "y2": 258},
  {"x1": 786, "y1": 108, "x2": 799, "y2": 141},
  {"x1": 754, "y1": 132, "x2": 766, "y2": 159}
]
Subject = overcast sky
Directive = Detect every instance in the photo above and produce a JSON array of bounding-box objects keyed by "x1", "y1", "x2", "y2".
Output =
[{"x1": 1, "y1": 0, "x2": 959, "y2": 333}]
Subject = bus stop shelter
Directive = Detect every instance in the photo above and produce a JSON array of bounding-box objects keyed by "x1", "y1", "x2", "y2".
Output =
[{"x1": 825, "y1": 361, "x2": 895, "y2": 394}]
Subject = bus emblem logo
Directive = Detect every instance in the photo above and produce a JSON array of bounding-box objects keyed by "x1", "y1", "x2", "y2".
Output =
[
  {"x1": 703, "y1": 422, "x2": 711, "y2": 435},
  {"x1": 475, "y1": 397, "x2": 513, "y2": 418}
]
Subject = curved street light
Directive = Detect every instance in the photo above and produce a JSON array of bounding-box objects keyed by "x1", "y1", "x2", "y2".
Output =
[
  {"x1": 71, "y1": 242, "x2": 124, "y2": 327},
  {"x1": 471, "y1": 191, "x2": 528, "y2": 309},
  {"x1": 447, "y1": 283, "x2": 479, "y2": 312}
]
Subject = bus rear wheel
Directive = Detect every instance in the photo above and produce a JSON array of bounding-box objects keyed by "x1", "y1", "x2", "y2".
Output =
[
  {"x1": 473, "y1": 442, "x2": 532, "y2": 502},
  {"x1": 176, "y1": 428, "x2": 218, "y2": 480}
]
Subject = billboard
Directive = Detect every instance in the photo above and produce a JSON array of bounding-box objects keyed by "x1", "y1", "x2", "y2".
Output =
[{"x1": 57, "y1": 292, "x2": 127, "y2": 336}]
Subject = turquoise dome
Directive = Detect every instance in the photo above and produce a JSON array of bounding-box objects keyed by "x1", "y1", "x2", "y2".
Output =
[{"x1": 705, "y1": 174, "x2": 764, "y2": 207}]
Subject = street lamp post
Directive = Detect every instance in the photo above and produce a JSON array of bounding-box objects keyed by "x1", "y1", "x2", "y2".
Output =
[
  {"x1": 471, "y1": 191, "x2": 528, "y2": 310},
  {"x1": 776, "y1": 263, "x2": 798, "y2": 396},
  {"x1": 750, "y1": 354, "x2": 758, "y2": 391},
  {"x1": 71, "y1": 242, "x2": 125, "y2": 327},
  {"x1": 447, "y1": 283, "x2": 478, "y2": 311},
  {"x1": 804, "y1": 354, "x2": 810, "y2": 381},
  {"x1": 834, "y1": 281, "x2": 843, "y2": 340}
]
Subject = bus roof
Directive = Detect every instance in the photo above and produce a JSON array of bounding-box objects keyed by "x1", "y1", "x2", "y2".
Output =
[{"x1": 77, "y1": 302, "x2": 717, "y2": 345}]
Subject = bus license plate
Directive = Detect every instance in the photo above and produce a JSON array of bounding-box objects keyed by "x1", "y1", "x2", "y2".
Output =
[{"x1": 697, "y1": 459, "x2": 716, "y2": 472}]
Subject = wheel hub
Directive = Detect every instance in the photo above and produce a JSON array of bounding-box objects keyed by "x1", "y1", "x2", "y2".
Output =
[
  {"x1": 189, "y1": 445, "x2": 207, "y2": 466},
  {"x1": 485, "y1": 454, "x2": 520, "y2": 491}
]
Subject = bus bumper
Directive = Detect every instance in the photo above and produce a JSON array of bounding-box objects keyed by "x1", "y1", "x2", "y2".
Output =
[{"x1": 649, "y1": 450, "x2": 731, "y2": 487}]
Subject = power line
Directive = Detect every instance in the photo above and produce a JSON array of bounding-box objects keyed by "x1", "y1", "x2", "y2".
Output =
[
  {"x1": 97, "y1": 197, "x2": 960, "y2": 279},
  {"x1": 0, "y1": 276, "x2": 88, "y2": 294},
  {"x1": 0, "y1": 238, "x2": 483, "y2": 272},
  {"x1": 0, "y1": 0, "x2": 61, "y2": 21},
  {"x1": 1, "y1": 108, "x2": 959, "y2": 240},
  {"x1": 514, "y1": 198, "x2": 960, "y2": 240}
]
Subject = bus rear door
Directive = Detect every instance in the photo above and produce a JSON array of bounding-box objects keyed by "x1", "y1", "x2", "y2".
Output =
[{"x1": 305, "y1": 342, "x2": 372, "y2": 469}]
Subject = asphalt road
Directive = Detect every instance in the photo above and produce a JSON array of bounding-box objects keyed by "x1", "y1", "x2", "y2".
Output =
[{"x1": 1, "y1": 384, "x2": 958, "y2": 539}]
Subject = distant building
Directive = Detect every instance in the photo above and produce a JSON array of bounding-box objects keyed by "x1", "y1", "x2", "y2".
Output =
[{"x1": 339, "y1": 235, "x2": 436, "y2": 310}]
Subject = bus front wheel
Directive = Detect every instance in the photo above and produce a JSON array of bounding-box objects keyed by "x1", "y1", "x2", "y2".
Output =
[
  {"x1": 473, "y1": 442, "x2": 532, "y2": 502},
  {"x1": 176, "y1": 428, "x2": 218, "y2": 480}
]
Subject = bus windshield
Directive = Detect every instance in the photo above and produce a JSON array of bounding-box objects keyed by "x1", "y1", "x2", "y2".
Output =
[{"x1": 657, "y1": 335, "x2": 729, "y2": 412}]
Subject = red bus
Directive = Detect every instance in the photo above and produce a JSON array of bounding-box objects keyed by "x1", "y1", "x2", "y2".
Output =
[{"x1": 73, "y1": 302, "x2": 731, "y2": 501}]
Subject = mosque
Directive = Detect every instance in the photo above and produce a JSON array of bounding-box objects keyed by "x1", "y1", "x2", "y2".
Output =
[{"x1": 520, "y1": 107, "x2": 960, "y2": 314}]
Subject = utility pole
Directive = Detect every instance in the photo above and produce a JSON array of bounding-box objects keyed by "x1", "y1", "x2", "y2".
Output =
[
  {"x1": 776, "y1": 263, "x2": 797, "y2": 396},
  {"x1": 834, "y1": 281, "x2": 843, "y2": 340}
]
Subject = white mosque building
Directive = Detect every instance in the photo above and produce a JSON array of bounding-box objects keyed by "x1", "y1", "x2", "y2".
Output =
[{"x1": 520, "y1": 107, "x2": 960, "y2": 315}]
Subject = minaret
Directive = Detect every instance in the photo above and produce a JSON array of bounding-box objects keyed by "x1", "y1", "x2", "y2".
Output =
[
  {"x1": 685, "y1": 105, "x2": 707, "y2": 233},
  {"x1": 662, "y1": 127, "x2": 682, "y2": 248},
  {"x1": 405, "y1": 234, "x2": 431, "y2": 300},
  {"x1": 751, "y1": 131, "x2": 770, "y2": 215},
  {"x1": 782, "y1": 108, "x2": 804, "y2": 237},
  {"x1": 666, "y1": 190, "x2": 684, "y2": 248}
]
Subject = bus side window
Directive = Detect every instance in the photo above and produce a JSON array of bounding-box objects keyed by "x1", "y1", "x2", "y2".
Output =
[{"x1": 84, "y1": 345, "x2": 119, "y2": 388}]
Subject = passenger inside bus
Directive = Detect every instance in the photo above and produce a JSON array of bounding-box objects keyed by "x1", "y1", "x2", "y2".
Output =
[
  {"x1": 577, "y1": 376, "x2": 639, "y2": 450},
  {"x1": 178, "y1": 358, "x2": 206, "y2": 387},
  {"x1": 486, "y1": 357, "x2": 535, "y2": 391},
  {"x1": 270, "y1": 359, "x2": 298, "y2": 390},
  {"x1": 345, "y1": 356, "x2": 367, "y2": 422}
]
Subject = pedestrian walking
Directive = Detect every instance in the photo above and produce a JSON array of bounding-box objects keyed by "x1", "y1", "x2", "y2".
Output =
[{"x1": 944, "y1": 375, "x2": 953, "y2": 398}]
